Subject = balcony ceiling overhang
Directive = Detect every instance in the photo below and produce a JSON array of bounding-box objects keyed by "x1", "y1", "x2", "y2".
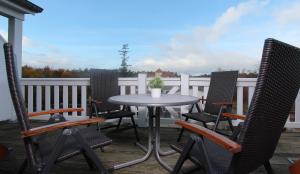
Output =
[{"x1": 0, "y1": 0, "x2": 43, "y2": 20}]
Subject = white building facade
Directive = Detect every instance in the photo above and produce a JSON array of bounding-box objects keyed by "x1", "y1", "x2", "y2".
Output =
[{"x1": 0, "y1": 0, "x2": 42, "y2": 121}]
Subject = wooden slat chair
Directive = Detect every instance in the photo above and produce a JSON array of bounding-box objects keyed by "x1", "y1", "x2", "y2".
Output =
[
  {"x1": 3, "y1": 43, "x2": 112, "y2": 174},
  {"x1": 171, "y1": 38, "x2": 300, "y2": 174},
  {"x1": 89, "y1": 69, "x2": 140, "y2": 142},
  {"x1": 177, "y1": 71, "x2": 238, "y2": 142}
]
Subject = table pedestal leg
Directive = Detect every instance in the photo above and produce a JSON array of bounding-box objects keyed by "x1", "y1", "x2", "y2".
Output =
[
  {"x1": 113, "y1": 106, "x2": 174, "y2": 173},
  {"x1": 135, "y1": 142, "x2": 148, "y2": 153},
  {"x1": 154, "y1": 107, "x2": 173, "y2": 172},
  {"x1": 112, "y1": 107, "x2": 154, "y2": 170}
]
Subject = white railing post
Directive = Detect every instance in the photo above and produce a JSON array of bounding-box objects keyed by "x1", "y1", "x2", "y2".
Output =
[
  {"x1": 36, "y1": 86, "x2": 42, "y2": 112},
  {"x1": 120, "y1": 86, "x2": 126, "y2": 95},
  {"x1": 130, "y1": 86, "x2": 136, "y2": 94},
  {"x1": 180, "y1": 74, "x2": 189, "y2": 95},
  {"x1": 138, "y1": 74, "x2": 147, "y2": 94},
  {"x1": 202, "y1": 85, "x2": 210, "y2": 110},
  {"x1": 137, "y1": 73, "x2": 147, "y2": 127},
  {"x1": 237, "y1": 86, "x2": 244, "y2": 115},
  {"x1": 45, "y1": 86, "x2": 51, "y2": 110},
  {"x1": 72, "y1": 86, "x2": 78, "y2": 116},
  {"x1": 295, "y1": 90, "x2": 300, "y2": 123},
  {"x1": 81, "y1": 85, "x2": 87, "y2": 116},
  {"x1": 28, "y1": 85, "x2": 33, "y2": 112},
  {"x1": 180, "y1": 74, "x2": 189, "y2": 114},
  {"x1": 192, "y1": 86, "x2": 198, "y2": 97},
  {"x1": 248, "y1": 87, "x2": 255, "y2": 106},
  {"x1": 54, "y1": 86, "x2": 59, "y2": 109},
  {"x1": 63, "y1": 86, "x2": 68, "y2": 117}
]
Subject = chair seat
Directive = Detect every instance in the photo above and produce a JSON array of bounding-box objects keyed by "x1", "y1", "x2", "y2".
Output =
[
  {"x1": 99, "y1": 111, "x2": 135, "y2": 119},
  {"x1": 171, "y1": 137, "x2": 232, "y2": 174},
  {"x1": 39, "y1": 126, "x2": 112, "y2": 162},
  {"x1": 182, "y1": 112, "x2": 223, "y2": 123}
]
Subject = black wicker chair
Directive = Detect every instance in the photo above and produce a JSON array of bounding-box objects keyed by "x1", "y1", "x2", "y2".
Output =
[
  {"x1": 89, "y1": 69, "x2": 139, "y2": 142},
  {"x1": 177, "y1": 71, "x2": 238, "y2": 142},
  {"x1": 172, "y1": 38, "x2": 300, "y2": 174},
  {"x1": 0, "y1": 144, "x2": 17, "y2": 174},
  {"x1": 3, "y1": 43, "x2": 112, "y2": 174}
]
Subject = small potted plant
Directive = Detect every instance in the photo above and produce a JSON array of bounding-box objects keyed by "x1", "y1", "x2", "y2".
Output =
[{"x1": 149, "y1": 77, "x2": 164, "y2": 98}]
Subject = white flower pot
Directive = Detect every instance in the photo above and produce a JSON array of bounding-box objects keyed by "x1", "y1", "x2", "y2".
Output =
[{"x1": 151, "y1": 88, "x2": 161, "y2": 98}]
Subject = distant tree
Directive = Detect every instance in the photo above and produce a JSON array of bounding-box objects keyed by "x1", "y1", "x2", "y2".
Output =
[{"x1": 118, "y1": 44, "x2": 134, "y2": 77}]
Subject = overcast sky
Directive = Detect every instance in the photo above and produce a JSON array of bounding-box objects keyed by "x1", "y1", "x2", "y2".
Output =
[{"x1": 1, "y1": 0, "x2": 300, "y2": 75}]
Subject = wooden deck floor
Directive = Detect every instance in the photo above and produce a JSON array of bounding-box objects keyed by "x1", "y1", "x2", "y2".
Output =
[{"x1": 0, "y1": 121, "x2": 299, "y2": 174}]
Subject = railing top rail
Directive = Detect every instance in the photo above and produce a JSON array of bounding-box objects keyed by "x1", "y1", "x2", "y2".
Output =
[{"x1": 21, "y1": 78, "x2": 90, "y2": 86}]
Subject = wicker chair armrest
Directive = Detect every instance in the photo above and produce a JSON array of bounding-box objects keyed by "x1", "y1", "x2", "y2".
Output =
[
  {"x1": 21, "y1": 117, "x2": 105, "y2": 138},
  {"x1": 223, "y1": 113, "x2": 246, "y2": 120},
  {"x1": 176, "y1": 120, "x2": 241, "y2": 154},
  {"x1": 28, "y1": 108, "x2": 84, "y2": 117}
]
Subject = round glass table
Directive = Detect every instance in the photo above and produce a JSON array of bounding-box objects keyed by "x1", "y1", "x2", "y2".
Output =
[{"x1": 108, "y1": 94, "x2": 199, "y2": 172}]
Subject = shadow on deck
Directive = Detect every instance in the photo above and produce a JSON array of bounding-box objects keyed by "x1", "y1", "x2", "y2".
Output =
[{"x1": 0, "y1": 121, "x2": 299, "y2": 174}]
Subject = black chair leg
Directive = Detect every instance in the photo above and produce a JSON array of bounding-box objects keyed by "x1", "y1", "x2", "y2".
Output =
[
  {"x1": 116, "y1": 118, "x2": 122, "y2": 129},
  {"x1": 264, "y1": 161, "x2": 274, "y2": 174},
  {"x1": 177, "y1": 117, "x2": 189, "y2": 142},
  {"x1": 228, "y1": 119, "x2": 234, "y2": 133},
  {"x1": 172, "y1": 137, "x2": 195, "y2": 174},
  {"x1": 82, "y1": 151, "x2": 95, "y2": 170},
  {"x1": 73, "y1": 129, "x2": 108, "y2": 174},
  {"x1": 18, "y1": 159, "x2": 28, "y2": 174},
  {"x1": 177, "y1": 128, "x2": 185, "y2": 142},
  {"x1": 41, "y1": 132, "x2": 68, "y2": 174},
  {"x1": 130, "y1": 116, "x2": 140, "y2": 142}
]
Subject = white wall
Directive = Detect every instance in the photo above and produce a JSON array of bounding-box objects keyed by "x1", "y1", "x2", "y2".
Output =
[{"x1": 0, "y1": 34, "x2": 14, "y2": 121}]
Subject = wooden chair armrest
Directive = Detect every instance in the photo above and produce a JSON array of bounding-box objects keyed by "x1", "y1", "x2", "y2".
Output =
[
  {"x1": 28, "y1": 108, "x2": 84, "y2": 117},
  {"x1": 176, "y1": 120, "x2": 242, "y2": 154},
  {"x1": 223, "y1": 113, "x2": 246, "y2": 120},
  {"x1": 212, "y1": 102, "x2": 233, "y2": 106},
  {"x1": 21, "y1": 117, "x2": 105, "y2": 138}
]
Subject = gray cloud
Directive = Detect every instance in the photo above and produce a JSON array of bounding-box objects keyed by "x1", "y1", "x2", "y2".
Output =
[{"x1": 132, "y1": 0, "x2": 267, "y2": 75}]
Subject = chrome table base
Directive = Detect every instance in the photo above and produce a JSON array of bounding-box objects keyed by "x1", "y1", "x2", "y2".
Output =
[{"x1": 113, "y1": 106, "x2": 174, "y2": 172}]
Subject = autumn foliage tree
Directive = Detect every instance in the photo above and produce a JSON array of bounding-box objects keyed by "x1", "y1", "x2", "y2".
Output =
[{"x1": 22, "y1": 65, "x2": 90, "y2": 78}]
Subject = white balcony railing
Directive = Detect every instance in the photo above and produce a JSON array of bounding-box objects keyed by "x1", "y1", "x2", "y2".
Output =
[{"x1": 20, "y1": 74, "x2": 300, "y2": 128}]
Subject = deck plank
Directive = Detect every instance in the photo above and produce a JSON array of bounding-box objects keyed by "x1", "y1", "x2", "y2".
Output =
[{"x1": 0, "y1": 121, "x2": 299, "y2": 174}]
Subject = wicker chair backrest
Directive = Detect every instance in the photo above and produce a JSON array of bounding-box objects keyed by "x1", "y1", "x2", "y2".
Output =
[
  {"x1": 233, "y1": 38, "x2": 300, "y2": 173},
  {"x1": 90, "y1": 69, "x2": 120, "y2": 112},
  {"x1": 3, "y1": 43, "x2": 37, "y2": 167},
  {"x1": 204, "y1": 71, "x2": 238, "y2": 115}
]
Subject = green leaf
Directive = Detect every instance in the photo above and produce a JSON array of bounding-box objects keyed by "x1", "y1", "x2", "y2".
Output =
[{"x1": 149, "y1": 77, "x2": 164, "y2": 88}]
